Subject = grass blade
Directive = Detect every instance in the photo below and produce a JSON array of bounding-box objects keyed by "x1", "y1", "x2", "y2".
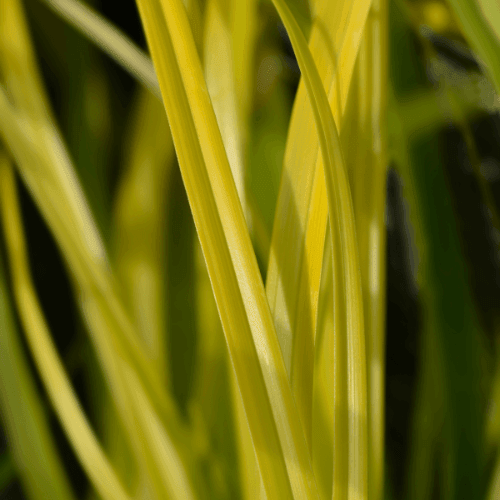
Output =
[
  {"x1": 0, "y1": 453, "x2": 14, "y2": 491},
  {"x1": 264, "y1": 0, "x2": 371, "y2": 453},
  {"x1": 134, "y1": 0, "x2": 319, "y2": 497},
  {"x1": 267, "y1": 2, "x2": 368, "y2": 500},
  {"x1": 189, "y1": 242, "x2": 242, "y2": 499},
  {"x1": 446, "y1": 0, "x2": 500, "y2": 95},
  {"x1": 0, "y1": 0, "x2": 189, "y2": 465},
  {"x1": 230, "y1": 0, "x2": 257, "y2": 156},
  {"x1": 204, "y1": 0, "x2": 246, "y2": 212},
  {"x1": 40, "y1": 0, "x2": 160, "y2": 98},
  {"x1": 0, "y1": 81, "x2": 182, "y2": 445},
  {"x1": 0, "y1": 158, "x2": 132, "y2": 500},
  {"x1": 390, "y1": 78, "x2": 484, "y2": 499},
  {"x1": 349, "y1": 2, "x2": 388, "y2": 499},
  {"x1": 0, "y1": 0, "x2": 197, "y2": 492},
  {"x1": 113, "y1": 89, "x2": 174, "y2": 381},
  {"x1": 0, "y1": 161, "x2": 75, "y2": 500}
]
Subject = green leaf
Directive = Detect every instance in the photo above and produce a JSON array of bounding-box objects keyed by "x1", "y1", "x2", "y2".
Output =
[
  {"x1": 40, "y1": 0, "x2": 160, "y2": 98},
  {"x1": 446, "y1": 0, "x2": 500, "y2": 95},
  {"x1": 0, "y1": 453, "x2": 15, "y2": 490},
  {"x1": 113, "y1": 89, "x2": 174, "y2": 384},
  {"x1": 0, "y1": 157, "x2": 131, "y2": 500},
  {"x1": 0, "y1": 221, "x2": 74, "y2": 500}
]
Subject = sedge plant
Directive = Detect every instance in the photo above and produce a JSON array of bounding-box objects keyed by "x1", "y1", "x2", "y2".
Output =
[{"x1": 0, "y1": 0, "x2": 500, "y2": 499}]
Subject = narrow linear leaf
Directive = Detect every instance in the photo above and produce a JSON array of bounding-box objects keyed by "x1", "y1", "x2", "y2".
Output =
[
  {"x1": 0, "y1": 84, "x2": 183, "y2": 448},
  {"x1": 190, "y1": 241, "x2": 241, "y2": 500},
  {"x1": 349, "y1": 2, "x2": 388, "y2": 499},
  {"x1": 204, "y1": 0, "x2": 247, "y2": 213},
  {"x1": 267, "y1": 2, "x2": 368, "y2": 499},
  {"x1": 114, "y1": 89, "x2": 174, "y2": 381},
  {"x1": 203, "y1": 4, "x2": 260, "y2": 494},
  {"x1": 488, "y1": 448, "x2": 500, "y2": 500},
  {"x1": 230, "y1": 0, "x2": 257, "y2": 154},
  {"x1": 0, "y1": 159, "x2": 132, "y2": 500},
  {"x1": 391, "y1": 86, "x2": 484, "y2": 499},
  {"x1": 265, "y1": 0, "x2": 371, "y2": 452},
  {"x1": 0, "y1": 453, "x2": 14, "y2": 490},
  {"x1": 0, "y1": 0, "x2": 186, "y2": 453},
  {"x1": 446, "y1": 0, "x2": 500, "y2": 95},
  {"x1": 0, "y1": 1, "x2": 196, "y2": 483},
  {"x1": 476, "y1": 0, "x2": 500, "y2": 45},
  {"x1": 39, "y1": 0, "x2": 160, "y2": 98},
  {"x1": 0, "y1": 190, "x2": 75, "y2": 500},
  {"x1": 134, "y1": 0, "x2": 318, "y2": 497}
]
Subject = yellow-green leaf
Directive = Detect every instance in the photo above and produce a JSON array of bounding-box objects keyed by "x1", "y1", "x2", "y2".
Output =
[
  {"x1": 134, "y1": 0, "x2": 319, "y2": 497},
  {"x1": 267, "y1": 2, "x2": 368, "y2": 499},
  {"x1": 0, "y1": 158, "x2": 132, "y2": 500}
]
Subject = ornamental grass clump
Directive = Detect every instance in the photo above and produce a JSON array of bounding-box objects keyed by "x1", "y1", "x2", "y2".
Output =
[{"x1": 0, "y1": 0, "x2": 500, "y2": 499}]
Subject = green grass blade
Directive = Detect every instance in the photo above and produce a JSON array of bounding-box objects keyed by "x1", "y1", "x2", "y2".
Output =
[
  {"x1": 189, "y1": 242, "x2": 242, "y2": 499},
  {"x1": 0, "y1": 0, "x2": 50, "y2": 120},
  {"x1": 134, "y1": 0, "x2": 319, "y2": 497},
  {"x1": 390, "y1": 79, "x2": 485, "y2": 499},
  {"x1": 40, "y1": 0, "x2": 160, "y2": 98},
  {"x1": 0, "y1": 2, "x2": 195, "y2": 483},
  {"x1": 0, "y1": 453, "x2": 14, "y2": 491},
  {"x1": 0, "y1": 166, "x2": 75, "y2": 500},
  {"x1": 267, "y1": 2, "x2": 368, "y2": 500},
  {"x1": 0, "y1": 83, "x2": 180, "y2": 439},
  {"x1": 488, "y1": 455, "x2": 500, "y2": 500},
  {"x1": 446, "y1": 0, "x2": 500, "y2": 95},
  {"x1": 476, "y1": 0, "x2": 500, "y2": 44},
  {"x1": 387, "y1": 86, "x2": 440, "y2": 500},
  {"x1": 0, "y1": 0, "x2": 187, "y2": 458},
  {"x1": 230, "y1": 0, "x2": 257, "y2": 155},
  {"x1": 349, "y1": 2, "x2": 388, "y2": 499},
  {"x1": 113, "y1": 89, "x2": 174, "y2": 382},
  {"x1": 0, "y1": 159, "x2": 132, "y2": 500}
]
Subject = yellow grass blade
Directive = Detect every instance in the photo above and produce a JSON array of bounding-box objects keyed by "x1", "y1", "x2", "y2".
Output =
[
  {"x1": 204, "y1": 0, "x2": 246, "y2": 212},
  {"x1": 113, "y1": 89, "x2": 174, "y2": 381},
  {"x1": 0, "y1": 157, "x2": 76, "y2": 500},
  {"x1": 202, "y1": 4, "x2": 263, "y2": 485},
  {"x1": 289, "y1": 162, "x2": 328, "y2": 450},
  {"x1": 134, "y1": 0, "x2": 319, "y2": 497},
  {"x1": 0, "y1": 0, "x2": 187, "y2": 448},
  {"x1": 312, "y1": 233, "x2": 349, "y2": 500},
  {"x1": 0, "y1": 0, "x2": 49, "y2": 120},
  {"x1": 0, "y1": 1, "x2": 197, "y2": 490},
  {"x1": 265, "y1": 0, "x2": 371, "y2": 452},
  {"x1": 446, "y1": 0, "x2": 500, "y2": 95},
  {"x1": 40, "y1": 0, "x2": 160, "y2": 98},
  {"x1": 231, "y1": 377, "x2": 267, "y2": 500},
  {"x1": 0, "y1": 86, "x2": 201, "y2": 499},
  {"x1": 189, "y1": 241, "x2": 243, "y2": 499},
  {"x1": 488, "y1": 454, "x2": 500, "y2": 500},
  {"x1": 231, "y1": 0, "x2": 257, "y2": 153},
  {"x1": 267, "y1": 3, "x2": 368, "y2": 500},
  {"x1": 0, "y1": 159, "x2": 132, "y2": 500},
  {"x1": 0, "y1": 79, "x2": 178, "y2": 424}
]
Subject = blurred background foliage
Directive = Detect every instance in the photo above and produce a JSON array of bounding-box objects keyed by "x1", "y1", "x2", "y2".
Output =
[{"x1": 1, "y1": 0, "x2": 500, "y2": 498}]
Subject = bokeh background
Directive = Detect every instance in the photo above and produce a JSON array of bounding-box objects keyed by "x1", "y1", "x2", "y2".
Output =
[{"x1": 2, "y1": 0, "x2": 500, "y2": 498}]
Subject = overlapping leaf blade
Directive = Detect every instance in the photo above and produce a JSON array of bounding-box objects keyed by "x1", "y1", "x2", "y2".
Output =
[
  {"x1": 134, "y1": 0, "x2": 318, "y2": 497},
  {"x1": 265, "y1": 0, "x2": 372, "y2": 458},
  {"x1": 267, "y1": 2, "x2": 368, "y2": 500}
]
